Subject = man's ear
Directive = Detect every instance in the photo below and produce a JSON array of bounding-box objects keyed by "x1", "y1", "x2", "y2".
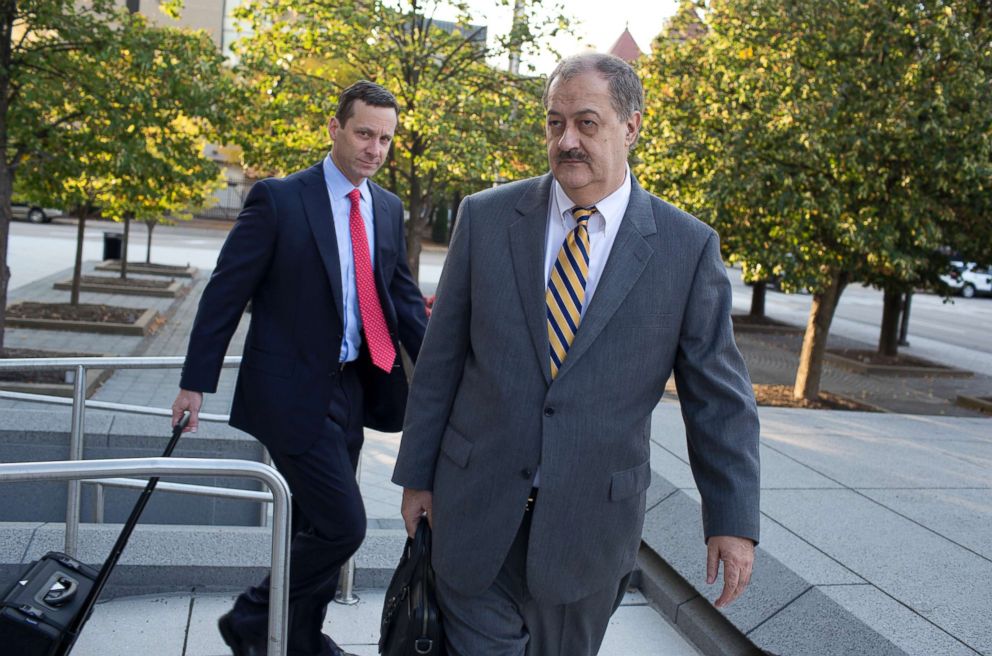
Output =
[
  {"x1": 328, "y1": 116, "x2": 340, "y2": 141},
  {"x1": 626, "y1": 111, "x2": 642, "y2": 147}
]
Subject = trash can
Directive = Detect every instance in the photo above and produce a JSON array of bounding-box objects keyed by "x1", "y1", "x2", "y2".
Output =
[{"x1": 103, "y1": 232, "x2": 123, "y2": 260}]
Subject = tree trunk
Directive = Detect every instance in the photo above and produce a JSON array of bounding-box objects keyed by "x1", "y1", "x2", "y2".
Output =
[
  {"x1": 120, "y1": 213, "x2": 132, "y2": 279},
  {"x1": 0, "y1": 168, "x2": 10, "y2": 350},
  {"x1": 0, "y1": 0, "x2": 16, "y2": 350},
  {"x1": 405, "y1": 149, "x2": 423, "y2": 284},
  {"x1": 145, "y1": 221, "x2": 155, "y2": 263},
  {"x1": 70, "y1": 210, "x2": 88, "y2": 306},
  {"x1": 877, "y1": 287, "x2": 902, "y2": 357},
  {"x1": 793, "y1": 270, "x2": 847, "y2": 401},
  {"x1": 749, "y1": 281, "x2": 766, "y2": 317}
]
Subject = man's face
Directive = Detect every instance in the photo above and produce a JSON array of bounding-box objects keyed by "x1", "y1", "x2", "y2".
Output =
[
  {"x1": 328, "y1": 100, "x2": 397, "y2": 186},
  {"x1": 545, "y1": 70, "x2": 641, "y2": 205}
]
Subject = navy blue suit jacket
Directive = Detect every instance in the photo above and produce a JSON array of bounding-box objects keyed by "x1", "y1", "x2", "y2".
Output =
[{"x1": 181, "y1": 162, "x2": 427, "y2": 454}]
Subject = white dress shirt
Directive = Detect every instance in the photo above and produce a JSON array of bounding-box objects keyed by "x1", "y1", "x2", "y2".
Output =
[
  {"x1": 535, "y1": 168, "x2": 632, "y2": 487},
  {"x1": 323, "y1": 154, "x2": 376, "y2": 363},
  {"x1": 543, "y1": 167, "x2": 632, "y2": 315}
]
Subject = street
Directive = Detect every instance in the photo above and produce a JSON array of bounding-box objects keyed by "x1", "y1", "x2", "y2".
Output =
[{"x1": 7, "y1": 217, "x2": 992, "y2": 375}]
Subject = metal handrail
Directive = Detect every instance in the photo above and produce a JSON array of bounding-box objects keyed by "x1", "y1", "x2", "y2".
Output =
[
  {"x1": 0, "y1": 390, "x2": 231, "y2": 423},
  {"x1": 0, "y1": 355, "x2": 240, "y2": 555},
  {"x1": 0, "y1": 457, "x2": 291, "y2": 656}
]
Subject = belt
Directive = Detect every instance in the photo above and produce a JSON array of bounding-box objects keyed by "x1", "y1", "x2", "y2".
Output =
[{"x1": 525, "y1": 487, "x2": 539, "y2": 512}]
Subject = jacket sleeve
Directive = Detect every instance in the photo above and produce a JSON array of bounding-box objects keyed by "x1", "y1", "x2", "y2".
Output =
[
  {"x1": 391, "y1": 196, "x2": 473, "y2": 491},
  {"x1": 180, "y1": 181, "x2": 277, "y2": 393},
  {"x1": 673, "y1": 231, "x2": 761, "y2": 543}
]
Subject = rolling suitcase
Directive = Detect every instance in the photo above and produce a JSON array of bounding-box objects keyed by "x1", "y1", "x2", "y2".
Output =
[{"x1": 0, "y1": 411, "x2": 191, "y2": 655}]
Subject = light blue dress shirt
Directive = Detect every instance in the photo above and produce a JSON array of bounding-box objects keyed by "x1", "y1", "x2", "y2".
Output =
[{"x1": 323, "y1": 154, "x2": 376, "y2": 362}]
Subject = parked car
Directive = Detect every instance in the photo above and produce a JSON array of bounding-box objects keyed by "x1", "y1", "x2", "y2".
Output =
[
  {"x1": 940, "y1": 261, "x2": 992, "y2": 298},
  {"x1": 11, "y1": 202, "x2": 63, "y2": 223}
]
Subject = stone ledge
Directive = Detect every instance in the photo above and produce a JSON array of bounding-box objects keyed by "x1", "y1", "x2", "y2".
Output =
[
  {"x1": 53, "y1": 278, "x2": 187, "y2": 298},
  {"x1": 5, "y1": 304, "x2": 161, "y2": 336},
  {"x1": 638, "y1": 474, "x2": 960, "y2": 656},
  {"x1": 823, "y1": 351, "x2": 972, "y2": 378},
  {"x1": 94, "y1": 260, "x2": 198, "y2": 278},
  {"x1": 0, "y1": 523, "x2": 407, "y2": 597},
  {"x1": 955, "y1": 394, "x2": 992, "y2": 414}
]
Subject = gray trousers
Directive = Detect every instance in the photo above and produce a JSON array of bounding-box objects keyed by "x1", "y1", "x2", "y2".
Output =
[{"x1": 436, "y1": 506, "x2": 630, "y2": 656}]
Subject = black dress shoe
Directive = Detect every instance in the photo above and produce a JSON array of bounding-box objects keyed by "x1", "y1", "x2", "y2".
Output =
[
  {"x1": 324, "y1": 635, "x2": 358, "y2": 656},
  {"x1": 218, "y1": 611, "x2": 267, "y2": 656}
]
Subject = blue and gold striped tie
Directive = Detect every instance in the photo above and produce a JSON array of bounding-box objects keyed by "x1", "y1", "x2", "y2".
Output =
[{"x1": 547, "y1": 206, "x2": 596, "y2": 379}]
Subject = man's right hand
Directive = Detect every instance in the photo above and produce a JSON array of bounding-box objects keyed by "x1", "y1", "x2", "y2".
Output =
[
  {"x1": 401, "y1": 488, "x2": 433, "y2": 538},
  {"x1": 172, "y1": 389, "x2": 203, "y2": 433}
]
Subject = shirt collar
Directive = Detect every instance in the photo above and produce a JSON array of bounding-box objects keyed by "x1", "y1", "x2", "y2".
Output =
[
  {"x1": 323, "y1": 153, "x2": 371, "y2": 205},
  {"x1": 553, "y1": 165, "x2": 631, "y2": 227}
]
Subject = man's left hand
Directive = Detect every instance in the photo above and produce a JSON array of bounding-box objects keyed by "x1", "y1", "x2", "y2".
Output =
[{"x1": 706, "y1": 535, "x2": 755, "y2": 608}]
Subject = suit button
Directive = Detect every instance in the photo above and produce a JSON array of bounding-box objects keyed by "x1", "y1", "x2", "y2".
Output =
[
  {"x1": 544, "y1": 407, "x2": 554, "y2": 417},
  {"x1": 521, "y1": 468, "x2": 533, "y2": 479}
]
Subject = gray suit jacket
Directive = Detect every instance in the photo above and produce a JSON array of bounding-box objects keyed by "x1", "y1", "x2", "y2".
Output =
[{"x1": 393, "y1": 173, "x2": 760, "y2": 605}]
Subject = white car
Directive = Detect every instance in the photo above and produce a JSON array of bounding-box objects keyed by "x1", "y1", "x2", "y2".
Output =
[{"x1": 940, "y1": 262, "x2": 992, "y2": 298}]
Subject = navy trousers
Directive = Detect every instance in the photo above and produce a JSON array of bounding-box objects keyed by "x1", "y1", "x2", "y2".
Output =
[{"x1": 228, "y1": 365, "x2": 366, "y2": 656}]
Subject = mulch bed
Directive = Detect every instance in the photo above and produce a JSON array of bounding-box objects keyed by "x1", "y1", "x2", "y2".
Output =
[
  {"x1": 733, "y1": 314, "x2": 796, "y2": 328},
  {"x1": 753, "y1": 384, "x2": 880, "y2": 412},
  {"x1": 827, "y1": 348, "x2": 946, "y2": 369},
  {"x1": 76, "y1": 275, "x2": 175, "y2": 289},
  {"x1": 0, "y1": 347, "x2": 92, "y2": 384},
  {"x1": 7, "y1": 302, "x2": 144, "y2": 323}
]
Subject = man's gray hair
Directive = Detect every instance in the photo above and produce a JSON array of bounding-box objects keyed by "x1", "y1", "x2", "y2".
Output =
[{"x1": 543, "y1": 53, "x2": 644, "y2": 146}]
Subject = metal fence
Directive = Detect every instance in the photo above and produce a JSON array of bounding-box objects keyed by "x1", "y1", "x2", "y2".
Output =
[
  {"x1": 0, "y1": 457, "x2": 292, "y2": 656},
  {"x1": 0, "y1": 354, "x2": 363, "y2": 604}
]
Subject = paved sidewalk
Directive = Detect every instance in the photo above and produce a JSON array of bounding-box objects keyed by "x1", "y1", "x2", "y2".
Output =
[
  {"x1": 70, "y1": 589, "x2": 701, "y2": 656},
  {"x1": 3, "y1": 257, "x2": 991, "y2": 655}
]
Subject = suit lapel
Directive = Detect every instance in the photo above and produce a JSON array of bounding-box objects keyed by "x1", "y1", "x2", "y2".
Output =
[
  {"x1": 509, "y1": 174, "x2": 555, "y2": 386},
  {"x1": 300, "y1": 163, "x2": 345, "y2": 324},
  {"x1": 554, "y1": 178, "x2": 656, "y2": 381}
]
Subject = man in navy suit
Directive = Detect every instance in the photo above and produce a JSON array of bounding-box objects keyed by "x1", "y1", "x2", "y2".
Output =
[{"x1": 172, "y1": 81, "x2": 427, "y2": 656}]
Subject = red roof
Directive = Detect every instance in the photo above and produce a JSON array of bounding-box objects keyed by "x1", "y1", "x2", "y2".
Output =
[{"x1": 608, "y1": 27, "x2": 643, "y2": 62}]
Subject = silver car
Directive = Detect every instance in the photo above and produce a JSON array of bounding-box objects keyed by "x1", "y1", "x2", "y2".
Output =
[{"x1": 11, "y1": 202, "x2": 63, "y2": 223}]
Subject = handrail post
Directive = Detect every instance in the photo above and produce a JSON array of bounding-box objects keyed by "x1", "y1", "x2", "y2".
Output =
[
  {"x1": 334, "y1": 453, "x2": 362, "y2": 605},
  {"x1": 65, "y1": 364, "x2": 87, "y2": 556}
]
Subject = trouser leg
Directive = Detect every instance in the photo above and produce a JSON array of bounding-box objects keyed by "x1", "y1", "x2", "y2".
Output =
[
  {"x1": 436, "y1": 505, "x2": 629, "y2": 656},
  {"x1": 229, "y1": 368, "x2": 365, "y2": 655}
]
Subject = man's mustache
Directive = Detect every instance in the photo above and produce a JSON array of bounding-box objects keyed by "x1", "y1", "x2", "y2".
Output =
[{"x1": 557, "y1": 150, "x2": 588, "y2": 163}]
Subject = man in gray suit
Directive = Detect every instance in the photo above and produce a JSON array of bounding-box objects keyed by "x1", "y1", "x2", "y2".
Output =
[{"x1": 393, "y1": 52, "x2": 760, "y2": 655}]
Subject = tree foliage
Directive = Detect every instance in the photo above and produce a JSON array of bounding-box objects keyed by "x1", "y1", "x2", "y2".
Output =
[
  {"x1": 229, "y1": 0, "x2": 566, "y2": 280},
  {"x1": 0, "y1": 1, "x2": 229, "y2": 323},
  {"x1": 639, "y1": 0, "x2": 992, "y2": 397}
]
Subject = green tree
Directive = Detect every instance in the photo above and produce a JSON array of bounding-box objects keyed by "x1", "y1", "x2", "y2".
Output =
[
  {"x1": 229, "y1": 0, "x2": 563, "y2": 281},
  {"x1": 15, "y1": 14, "x2": 229, "y2": 304},
  {"x1": 0, "y1": 0, "x2": 120, "y2": 347},
  {"x1": 640, "y1": 0, "x2": 992, "y2": 400}
]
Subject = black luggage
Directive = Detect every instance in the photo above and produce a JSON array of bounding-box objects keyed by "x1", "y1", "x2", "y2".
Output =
[{"x1": 0, "y1": 412, "x2": 190, "y2": 655}]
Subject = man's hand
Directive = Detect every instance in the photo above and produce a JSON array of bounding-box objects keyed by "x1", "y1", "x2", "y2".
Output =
[
  {"x1": 401, "y1": 488, "x2": 433, "y2": 538},
  {"x1": 171, "y1": 389, "x2": 203, "y2": 433},
  {"x1": 706, "y1": 535, "x2": 755, "y2": 608}
]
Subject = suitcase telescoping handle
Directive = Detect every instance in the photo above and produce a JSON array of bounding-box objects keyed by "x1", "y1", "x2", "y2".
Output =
[{"x1": 58, "y1": 411, "x2": 191, "y2": 654}]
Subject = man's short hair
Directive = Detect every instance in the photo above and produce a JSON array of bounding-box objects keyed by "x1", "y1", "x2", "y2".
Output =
[
  {"x1": 335, "y1": 81, "x2": 399, "y2": 126},
  {"x1": 543, "y1": 53, "x2": 645, "y2": 147}
]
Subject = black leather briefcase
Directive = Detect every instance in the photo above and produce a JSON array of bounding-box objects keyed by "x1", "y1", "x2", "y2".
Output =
[{"x1": 379, "y1": 518, "x2": 445, "y2": 655}]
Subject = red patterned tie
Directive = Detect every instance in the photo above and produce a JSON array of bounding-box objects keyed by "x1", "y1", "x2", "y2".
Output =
[{"x1": 348, "y1": 188, "x2": 396, "y2": 372}]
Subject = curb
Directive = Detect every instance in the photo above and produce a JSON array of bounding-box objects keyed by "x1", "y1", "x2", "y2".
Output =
[
  {"x1": 637, "y1": 544, "x2": 763, "y2": 656},
  {"x1": 94, "y1": 261, "x2": 198, "y2": 278},
  {"x1": 53, "y1": 278, "x2": 188, "y2": 298},
  {"x1": 5, "y1": 304, "x2": 162, "y2": 336}
]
